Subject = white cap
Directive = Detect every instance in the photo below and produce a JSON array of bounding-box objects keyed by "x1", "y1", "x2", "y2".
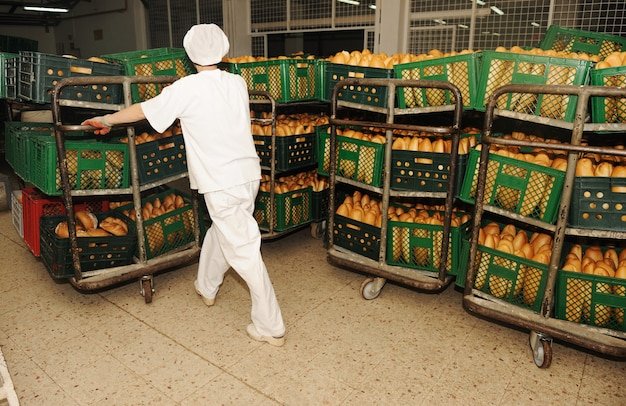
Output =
[{"x1": 183, "y1": 24, "x2": 230, "y2": 66}]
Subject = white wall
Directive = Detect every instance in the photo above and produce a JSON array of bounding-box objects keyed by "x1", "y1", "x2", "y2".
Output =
[
  {"x1": 55, "y1": 0, "x2": 149, "y2": 57},
  {"x1": 0, "y1": 25, "x2": 57, "y2": 53}
]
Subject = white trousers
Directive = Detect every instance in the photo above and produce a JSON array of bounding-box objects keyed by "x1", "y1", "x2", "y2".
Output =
[{"x1": 196, "y1": 180, "x2": 285, "y2": 337}]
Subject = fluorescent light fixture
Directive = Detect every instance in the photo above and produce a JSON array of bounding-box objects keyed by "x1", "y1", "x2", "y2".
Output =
[
  {"x1": 531, "y1": 22, "x2": 541, "y2": 27},
  {"x1": 337, "y1": 0, "x2": 360, "y2": 5},
  {"x1": 474, "y1": 0, "x2": 486, "y2": 6},
  {"x1": 482, "y1": 31, "x2": 490, "y2": 34},
  {"x1": 24, "y1": 5, "x2": 69, "y2": 12},
  {"x1": 492, "y1": 32, "x2": 501, "y2": 36},
  {"x1": 433, "y1": 19, "x2": 447, "y2": 24},
  {"x1": 458, "y1": 24, "x2": 469, "y2": 29},
  {"x1": 369, "y1": 4, "x2": 376, "y2": 9},
  {"x1": 490, "y1": 6, "x2": 504, "y2": 15}
]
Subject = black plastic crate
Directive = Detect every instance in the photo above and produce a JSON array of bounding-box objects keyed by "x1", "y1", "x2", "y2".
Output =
[
  {"x1": 333, "y1": 213, "x2": 381, "y2": 261},
  {"x1": 39, "y1": 212, "x2": 136, "y2": 280},
  {"x1": 253, "y1": 133, "x2": 316, "y2": 172}
]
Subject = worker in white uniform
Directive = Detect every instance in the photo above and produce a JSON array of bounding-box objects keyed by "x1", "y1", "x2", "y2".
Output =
[{"x1": 81, "y1": 24, "x2": 286, "y2": 346}]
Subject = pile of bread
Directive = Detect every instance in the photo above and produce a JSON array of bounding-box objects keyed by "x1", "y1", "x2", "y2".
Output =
[
  {"x1": 251, "y1": 113, "x2": 329, "y2": 136},
  {"x1": 55, "y1": 210, "x2": 128, "y2": 238},
  {"x1": 119, "y1": 123, "x2": 182, "y2": 145},
  {"x1": 391, "y1": 132, "x2": 478, "y2": 155},
  {"x1": 561, "y1": 244, "x2": 626, "y2": 325},
  {"x1": 259, "y1": 170, "x2": 328, "y2": 193},
  {"x1": 223, "y1": 54, "x2": 315, "y2": 64},
  {"x1": 327, "y1": 49, "x2": 475, "y2": 69},
  {"x1": 388, "y1": 204, "x2": 470, "y2": 227},
  {"x1": 476, "y1": 222, "x2": 554, "y2": 303},
  {"x1": 596, "y1": 51, "x2": 626, "y2": 69},
  {"x1": 120, "y1": 193, "x2": 186, "y2": 222},
  {"x1": 494, "y1": 46, "x2": 600, "y2": 62},
  {"x1": 335, "y1": 191, "x2": 383, "y2": 227}
]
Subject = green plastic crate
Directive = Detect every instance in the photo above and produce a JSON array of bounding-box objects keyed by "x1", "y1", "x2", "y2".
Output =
[
  {"x1": 101, "y1": 47, "x2": 194, "y2": 102},
  {"x1": 39, "y1": 212, "x2": 136, "y2": 280},
  {"x1": 314, "y1": 59, "x2": 328, "y2": 101},
  {"x1": 253, "y1": 132, "x2": 316, "y2": 172},
  {"x1": 455, "y1": 237, "x2": 471, "y2": 288},
  {"x1": 333, "y1": 213, "x2": 381, "y2": 261},
  {"x1": 474, "y1": 50, "x2": 592, "y2": 122},
  {"x1": 254, "y1": 186, "x2": 312, "y2": 232},
  {"x1": 18, "y1": 51, "x2": 124, "y2": 104},
  {"x1": 116, "y1": 188, "x2": 197, "y2": 259},
  {"x1": 590, "y1": 66, "x2": 626, "y2": 124},
  {"x1": 556, "y1": 269, "x2": 626, "y2": 332},
  {"x1": 539, "y1": 25, "x2": 626, "y2": 58},
  {"x1": 4, "y1": 122, "x2": 54, "y2": 181},
  {"x1": 394, "y1": 52, "x2": 480, "y2": 109},
  {"x1": 569, "y1": 177, "x2": 626, "y2": 231},
  {"x1": 475, "y1": 244, "x2": 549, "y2": 313},
  {"x1": 131, "y1": 134, "x2": 187, "y2": 184},
  {"x1": 390, "y1": 149, "x2": 468, "y2": 194},
  {"x1": 236, "y1": 58, "x2": 316, "y2": 103},
  {"x1": 311, "y1": 188, "x2": 329, "y2": 222},
  {"x1": 386, "y1": 213, "x2": 470, "y2": 275},
  {"x1": 458, "y1": 148, "x2": 566, "y2": 224},
  {"x1": 29, "y1": 137, "x2": 129, "y2": 196},
  {"x1": 316, "y1": 128, "x2": 385, "y2": 187},
  {"x1": 1, "y1": 52, "x2": 17, "y2": 99},
  {"x1": 325, "y1": 63, "x2": 393, "y2": 107}
]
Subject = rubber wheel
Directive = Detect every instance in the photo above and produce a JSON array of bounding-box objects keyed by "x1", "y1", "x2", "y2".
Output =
[
  {"x1": 310, "y1": 221, "x2": 325, "y2": 239},
  {"x1": 142, "y1": 278, "x2": 153, "y2": 304},
  {"x1": 360, "y1": 278, "x2": 381, "y2": 300},
  {"x1": 532, "y1": 338, "x2": 553, "y2": 369}
]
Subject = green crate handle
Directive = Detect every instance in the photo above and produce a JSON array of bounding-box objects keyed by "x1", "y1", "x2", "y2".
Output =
[
  {"x1": 159, "y1": 212, "x2": 188, "y2": 235},
  {"x1": 488, "y1": 260, "x2": 518, "y2": 280},
  {"x1": 295, "y1": 63, "x2": 309, "y2": 76},
  {"x1": 512, "y1": 72, "x2": 552, "y2": 85},
  {"x1": 153, "y1": 66, "x2": 177, "y2": 76},
  {"x1": 253, "y1": 73, "x2": 268, "y2": 85},
  {"x1": 594, "y1": 291, "x2": 626, "y2": 308},
  {"x1": 289, "y1": 193, "x2": 304, "y2": 206}
]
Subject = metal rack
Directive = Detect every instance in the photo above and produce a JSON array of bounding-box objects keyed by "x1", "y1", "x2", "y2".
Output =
[
  {"x1": 249, "y1": 91, "x2": 327, "y2": 240},
  {"x1": 326, "y1": 78, "x2": 464, "y2": 299},
  {"x1": 464, "y1": 83, "x2": 626, "y2": 368},
  {"x1": 51, "y1": 75, "x2": 202, "y2": 303}
]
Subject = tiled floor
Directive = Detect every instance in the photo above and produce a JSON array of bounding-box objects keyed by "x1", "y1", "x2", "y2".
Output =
[{"x1": 0, "y1": 210, "x2": 625, "y2": 406}]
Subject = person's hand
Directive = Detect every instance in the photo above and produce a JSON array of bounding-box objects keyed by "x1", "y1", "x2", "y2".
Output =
[{"x1": 81, "y1": 115, "x2": 112, "y2": 135}]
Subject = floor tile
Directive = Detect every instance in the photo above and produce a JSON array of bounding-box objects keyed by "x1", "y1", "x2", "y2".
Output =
[{"x1": 181, "y1": 372, "x2": 279, "y2": 405}]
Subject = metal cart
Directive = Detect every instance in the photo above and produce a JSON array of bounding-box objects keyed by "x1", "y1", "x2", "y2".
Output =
[
  {"x1": 326, "y1": 78, "x2": 464, "y2": 299},
  {"x1": 464, "y1": 83, "x2": 626, "y2": 367},
  {"x1": 51, "y1": 75, "x2": 202, "y2": 303},
  {"x1": 249, "y1": 91, "x2": 327, "y2": 241}
]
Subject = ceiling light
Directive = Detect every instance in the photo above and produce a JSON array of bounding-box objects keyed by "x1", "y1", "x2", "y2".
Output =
[
  {"x1": 368, "y1": 4, "x2": 376, "y2": 9},
  {"x1": 474, "y1": 0, "x2": 486, "y2": 5},
  {"x1": 490, "y1": 6, "x2": 504, "y2": 15},
  {"x1": 482, "y1": 31, "x2": 490, "y2": 34},
  {"x1": 337, "y1": 0, "x2": 360, "y2": 5},
  {"x1": 531, "y1": 22, "x2": 541, "y2": 27},
  {"x1": 24, "y1": 5, "x2": 69, "y2": 12},
  {"x1": 492, "y1": 32, "x2": 501, "y2": 36},
  {"x1": 433, "y1": 19, "x2": 447, "y2": 25},
  {"x1": 458, "y1": 24, "x2": 469, "y2": 29}
]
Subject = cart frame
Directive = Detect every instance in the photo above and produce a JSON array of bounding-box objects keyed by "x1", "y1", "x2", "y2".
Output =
[
  {"x1": 463, "y1": 83, "x2": 626, "y2": 366},
  {"x1": 326, "y1": 78, "x2": 464, "y2": 296}
]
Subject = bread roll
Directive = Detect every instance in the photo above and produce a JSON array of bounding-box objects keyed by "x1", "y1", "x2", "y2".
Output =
[
  {"x1": 87, "y1": 228, "x2": 111, "y2": 237},
  {"x1": 75, "y1": 210, "x2": 98, "y2": 229}
]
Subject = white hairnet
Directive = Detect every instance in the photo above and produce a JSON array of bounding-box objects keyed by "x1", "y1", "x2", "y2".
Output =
[{"x1": 183, "y1": 24, "x2": 230, "y2": 66}]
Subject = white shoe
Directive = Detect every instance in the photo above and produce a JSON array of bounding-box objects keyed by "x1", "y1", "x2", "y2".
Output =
[
  {"x1": 194, "y1": 280, "x2": 215, "y2": 307},
  {"x1": 246, "y1": 324, "x2": 285, "y2": 347}
]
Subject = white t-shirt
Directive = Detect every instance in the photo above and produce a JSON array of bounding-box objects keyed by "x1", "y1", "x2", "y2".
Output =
[{"x1": 141, "y1": 69, "x2": 261, "y2": 193}]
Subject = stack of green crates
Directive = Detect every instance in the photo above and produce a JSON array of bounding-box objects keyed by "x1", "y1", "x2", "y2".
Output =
[
  {"x1": 539, "y1": 25, "x2": 626, "y2": 59},
  {"x1": 4, "y1": 122, "x2": 54, "y2": 182},
  {"x1": 101, "y1": 48, "x2": 195, "y2": 103}
]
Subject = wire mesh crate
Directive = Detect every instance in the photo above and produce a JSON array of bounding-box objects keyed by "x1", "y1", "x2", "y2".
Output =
[
  {"x1": 1, "y1": 52, "x2": 18, "y2": 99},
  {"x1": 394, "y1": 52, "x2": 480, "y2": 109},
  {"x1": 590, "y1": 66, "x2": 626, "y2": 124},
  {"x1": 101, "y1": 47, "x2": 194, "y2": 102},
  {"x1": 254, "y1": 132, "x2": 316, "y2": 172},
  {"x1": 237, "y1": 58, "x2": 316, "y2": 103},
  {"x1": 569, "y1": 176, "x2": 626, "y2": 231},
  {"x1": 324, "y1": 63, "x2": 393, "y2": 107},
  {"x1": 333, "y1": 213, "x2": 381, "y2": 261},
  {"x1": 254, "y1": 186, "x2": 312, "y2": 232},
  {"x1": 474, "y1": 50, "x2": 592, "y2": 122},
  {"x1": 539, "y1": 25, "x2": 626, "y2": 59}
]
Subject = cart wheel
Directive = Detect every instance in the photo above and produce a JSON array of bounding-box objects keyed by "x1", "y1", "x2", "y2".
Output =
[
  {"x1": 529, "y1": 331, "x2": 552, "y2": 369},
  {"x1": 140, "y1": 276, "x2": 154, "y2": 304},
  {"x1": 310, "y1": 221, "x2": 325, "y2": 239},
  {"x1": 360, "y1": 277, "x2": 383, "y2": 300}
]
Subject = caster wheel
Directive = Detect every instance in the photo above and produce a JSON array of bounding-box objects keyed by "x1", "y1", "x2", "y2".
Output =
[
  {"x1": 140, "y1": 276, "x2": 154, "y2": 304},
  {"x1": 529, "y1": 331, "x2": 552, "y2": 369},
  {"x1": 310, "y1": 221, "x2": 325, "y2": 239},
  {"x1": 360, "y1": 277, "x2": 382, "y2": 300}
]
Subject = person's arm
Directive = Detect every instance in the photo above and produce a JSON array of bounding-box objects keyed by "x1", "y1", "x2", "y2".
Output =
[{"x1": 81, "y1": 103, "x2": 146, "y2": 135}]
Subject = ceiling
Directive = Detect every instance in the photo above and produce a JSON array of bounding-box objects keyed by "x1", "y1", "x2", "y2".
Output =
[{"x1": 0, "y1": 0, "x2": 85, "y2": 26}]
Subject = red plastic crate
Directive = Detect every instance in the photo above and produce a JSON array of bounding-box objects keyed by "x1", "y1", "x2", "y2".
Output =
[{"x1": 22, "y1": 188, "x2": 108, "y2": 257}]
